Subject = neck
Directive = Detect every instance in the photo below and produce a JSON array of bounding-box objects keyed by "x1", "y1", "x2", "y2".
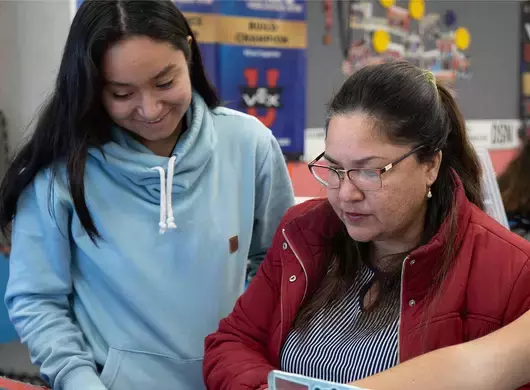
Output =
[
  {"x1": 141, "y1": 121, "x2": 183, "y2": 157},
  {"x1": 371, "y1": 203, "x2": 427, "y2": 270}
]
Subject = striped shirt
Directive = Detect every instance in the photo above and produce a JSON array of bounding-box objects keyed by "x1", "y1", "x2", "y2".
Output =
[{"x1": 280, "y1": 264, "x2": 400, "y2": 384}]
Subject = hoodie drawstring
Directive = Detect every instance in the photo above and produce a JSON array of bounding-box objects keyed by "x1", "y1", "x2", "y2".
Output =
[
  {"x1": 151, "y1": 155, "x2": 177, "y2": 234},
  {"x1": 165, "y1": 156, "x2": 177, "y2": 230}
]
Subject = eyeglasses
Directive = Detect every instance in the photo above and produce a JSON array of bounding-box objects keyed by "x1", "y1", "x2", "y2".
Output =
[{"x1": 308, "y1": 145, "x2": 425, "y2": 191}]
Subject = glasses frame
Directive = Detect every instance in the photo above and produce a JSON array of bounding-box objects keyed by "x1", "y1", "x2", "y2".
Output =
[{"x1": 308, "y1": 145, "x2": 425, "y2": 191}]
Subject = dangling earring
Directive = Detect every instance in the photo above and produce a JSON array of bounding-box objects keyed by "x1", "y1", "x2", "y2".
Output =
[{"x1": 427, "y1": 189, "x2": 432, "y2": 199}]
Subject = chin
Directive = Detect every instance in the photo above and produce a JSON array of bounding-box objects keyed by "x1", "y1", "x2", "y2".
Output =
[{"x1": 344, "y1": 224, "x2": 378, "y2": 243}]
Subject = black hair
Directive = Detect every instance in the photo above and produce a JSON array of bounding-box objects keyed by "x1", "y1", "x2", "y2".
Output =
[
  {"x1": 294, "y1": 61, "x2": 484, "y2": 331},
  {"x1": 0, "y1": 0, "x2": 219, "y2": 241}
]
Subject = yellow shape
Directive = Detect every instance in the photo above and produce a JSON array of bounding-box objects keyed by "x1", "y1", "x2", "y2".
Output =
[
  {"x1": 455, "y1": 27, "x2": 471, "y2": 50},
  {"x1": 379, "y1": 0, "x2": 395, "y2": 9},
  {"x1": 372, "y1": 30, "x2": 390, "y2": 53},
  {"x1": 408, "y1": 0, "x2": 425, "y2": 20},
  {"x1": 523, "y1": 73, "x2": 530, "y2": 97}
]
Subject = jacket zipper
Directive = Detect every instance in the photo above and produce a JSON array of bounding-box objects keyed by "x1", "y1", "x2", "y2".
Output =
[
  {"x1": 397, "y1": 255, "x2": 409, "y2": 364},
  {"x1": 279, "y1": 228, "x2": 308, "y2": 353}
]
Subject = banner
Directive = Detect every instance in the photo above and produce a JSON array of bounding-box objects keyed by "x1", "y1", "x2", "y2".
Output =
[
  {"x1": 174, "y1": 1, "x2": 218, "y2": 90},
  {"x1": 217, "y1": 0, "x2": 307, "y2": 159},
  {"x1": 520, "y1": 1, "x2": 530, "y2": 133}
]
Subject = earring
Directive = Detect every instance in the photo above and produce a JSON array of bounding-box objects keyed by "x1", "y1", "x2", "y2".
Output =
[{"x1": 427, "y1": 189, "x2": 432, "y2": 199}]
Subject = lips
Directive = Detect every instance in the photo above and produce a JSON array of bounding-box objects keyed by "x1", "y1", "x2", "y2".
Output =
[
  {"x1": 345, "y1": 212, "x2": 369, "y2": 217},
  {"x1": 137, "y1": 110, "x2": 170, "y2": 124},
  {"x1": 344, "y1": 211, "x2": 371, "y2": 223}
]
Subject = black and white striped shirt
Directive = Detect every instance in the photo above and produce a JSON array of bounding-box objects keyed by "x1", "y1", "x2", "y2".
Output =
[{"x1": 280, "y1": 264, "x2": 400, "y2": 384}]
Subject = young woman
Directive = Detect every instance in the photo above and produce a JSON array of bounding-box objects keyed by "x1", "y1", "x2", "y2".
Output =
[
  {"x1": 0, "y1": 1, "x2": 294, "y2": 389},
  {"x1": 203, "y1": 62, "x2": 530, "y2": 390},
  {"x1": 498, "y1": 130, "x2": 530, "y2": 240}
]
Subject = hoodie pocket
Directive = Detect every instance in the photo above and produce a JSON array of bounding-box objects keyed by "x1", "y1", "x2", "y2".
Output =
[{"x1": 99, "y1": 347, "x2": 205, "y2": 390}]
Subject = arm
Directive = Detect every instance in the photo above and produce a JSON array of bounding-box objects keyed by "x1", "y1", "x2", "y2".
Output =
[
  {"x1": 247, "y1": 132, "x2": 294, "y2": 281},
  {"x1": 204, "y1": 228, "x2": 284, "y2": 390},
  {"x1": 5, "y1": 182, "x2": 106, "y2": 390},
  {"x1": 352, "y1": 308, "x2": 530, "y2": 390},
  {"x1": 353, "y1": 258, "x2": 530, "y2": 390}
]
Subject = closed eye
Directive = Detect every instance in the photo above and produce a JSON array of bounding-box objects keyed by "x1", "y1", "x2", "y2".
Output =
[
  {"x1": 112, "y1": 92, "x2": 133, "y2": 100},
  {"x1": 157, "y1": 80, "x2": 174, "y2": 90}
]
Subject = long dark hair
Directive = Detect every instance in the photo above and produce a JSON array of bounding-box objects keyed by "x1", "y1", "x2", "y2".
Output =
[
  {"x1": 0, "y1": 0, "x2": 219, "y2": 242},
  {"x1": 294, "y1": 61, "x2": 483, "y2": 329},
  {"x1": 498, "y1": 137, "x2": 530, "y2": 216}
]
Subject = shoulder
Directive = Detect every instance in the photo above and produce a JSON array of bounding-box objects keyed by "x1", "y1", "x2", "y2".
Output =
[
  {"x1": 467, "y1": 206, "x2": 530, "y2": 260},
  {"x1": 21, "y1": 165, "x2": 69, "y2": 205},
  {"x1": 210, "y1": 106, "x2": 274, "y2": 145},
  {"x1": 281, "y1": 198, "x2": 327, "y2": 225},
  {"x1": 14, "y1": 165, "x2": 71, "y2": 233},
  {"x1": 276, "y1": 198, "x2": 339, "y2": 239},
  {"x1": 463, "y1": 206, "x2": 530, "y2": 292}
]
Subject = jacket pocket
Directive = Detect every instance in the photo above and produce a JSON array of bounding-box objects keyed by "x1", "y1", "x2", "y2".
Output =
[{"x1": 99, "y1": 347, "x2": 205, "y2": 390}]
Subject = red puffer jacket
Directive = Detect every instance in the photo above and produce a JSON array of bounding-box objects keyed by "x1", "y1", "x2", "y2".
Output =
[{"x1": 204, "y1": 179, "x2": 530, "y2": 390}]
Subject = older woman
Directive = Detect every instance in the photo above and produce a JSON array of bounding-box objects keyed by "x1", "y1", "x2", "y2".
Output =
[{"x1": 203, "y1": 62, "x2": 530, "y2": 390}]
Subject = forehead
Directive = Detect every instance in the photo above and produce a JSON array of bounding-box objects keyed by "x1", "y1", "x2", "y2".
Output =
[
  {"x1": 326, "y1": 114, "x2": 380, "y2": 146},
  {"x1": 102, "y1": 36, "x2": 186, "y2": 83},
  {"x1": 325, "y1": 113, "x2": 409, "y2": 163}
]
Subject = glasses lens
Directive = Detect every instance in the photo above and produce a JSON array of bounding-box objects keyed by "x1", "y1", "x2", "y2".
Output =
[
  {"x1": 310, "y1": 166, "x2": 340, "y2": 188},
  {"x1": 348, "y1": 170, "x2": 381, "y2": 191}
]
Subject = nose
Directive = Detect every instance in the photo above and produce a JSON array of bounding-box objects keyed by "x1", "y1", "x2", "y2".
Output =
[
  {"x1": 337, "y1": 177, "x2": 364, "y2": 203},
  {"x1": 138, "y1": 93, "x2": 163, "y2": 120}
]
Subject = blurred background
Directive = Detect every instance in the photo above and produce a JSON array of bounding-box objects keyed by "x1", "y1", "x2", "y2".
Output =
[{"x1": 0, "y1": 0, "x2": 527, "y2": 383}]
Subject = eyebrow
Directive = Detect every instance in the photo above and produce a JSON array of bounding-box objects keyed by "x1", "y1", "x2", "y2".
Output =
[
  {"x1": 323, "y1": 153, "x2": 383, "y2": 167},
  {"x1": 106, "y1": 64, "x2": 177, "y2": 87}
]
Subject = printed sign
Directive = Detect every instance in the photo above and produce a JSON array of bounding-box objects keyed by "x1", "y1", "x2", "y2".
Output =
[
  {"x1": 466, "y1": 120, "x2": 521, "y2": 150},
  {"x1": 217, "y1": 0, "x2": 307, "y2": 159}
]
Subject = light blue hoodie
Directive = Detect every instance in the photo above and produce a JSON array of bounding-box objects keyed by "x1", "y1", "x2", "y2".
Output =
[{"x1": 5, "y1": 92, "x2": 294, "y2": 390}]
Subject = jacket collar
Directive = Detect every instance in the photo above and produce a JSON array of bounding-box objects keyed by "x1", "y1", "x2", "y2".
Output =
[{"x1": 283, "y1": 173, "x2": 474, "y2": 297}]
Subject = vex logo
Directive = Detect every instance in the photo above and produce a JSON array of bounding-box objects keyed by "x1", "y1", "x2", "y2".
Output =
[{"x1": 240, "y1": 68, "x2": 283, "y2": 127}]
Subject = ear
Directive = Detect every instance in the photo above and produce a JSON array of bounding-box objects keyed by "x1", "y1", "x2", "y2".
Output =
[
  {"x1": 187, "y1": 35, "x2": 192, "y2": 47},
  {"x1": 424, "y1": 150, "x2": 442, "y2": 187}
]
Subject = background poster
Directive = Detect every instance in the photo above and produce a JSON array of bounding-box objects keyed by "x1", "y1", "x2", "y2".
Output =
[
  {"x1": 520, "y1": 1, "x2": 530, "y2": 132},
  {"x1": 217, "y1": 0, "x2": 307, "y2": 159}
]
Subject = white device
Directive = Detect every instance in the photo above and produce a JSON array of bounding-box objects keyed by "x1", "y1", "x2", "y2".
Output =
[{"x1": 267, "y1": 370, "x2": 367, "y2": 390}]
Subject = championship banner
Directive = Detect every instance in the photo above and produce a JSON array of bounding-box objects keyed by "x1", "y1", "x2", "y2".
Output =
[
  {"x1": 174, "y1": 1, "x2": 218, "y2": 90},
  {"x1": 217, "y1": 0, "x2": 307, "y2": 159}
]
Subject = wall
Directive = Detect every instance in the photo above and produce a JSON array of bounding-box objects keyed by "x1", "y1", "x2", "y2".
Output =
[
  {"x1": 0, "y1": 0, "x2": 71, "y2": 152},
  {"x1": 0, "y1": 1, "x2": 521, "y2": 149}
]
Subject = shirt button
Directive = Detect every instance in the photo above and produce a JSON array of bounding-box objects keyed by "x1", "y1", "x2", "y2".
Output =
[
  {"x1": 410, "y1": 259, "x2": 416, "y2": 265},
  {"x1": 409, "y1": 299, "x2": 416, "y2": 307},
  {"x1": 282, "y1": 242, "x2": 288, "y2": 250},
  {"x1": 289, "y1": 275, "x2": 297, "y2": 282}
]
